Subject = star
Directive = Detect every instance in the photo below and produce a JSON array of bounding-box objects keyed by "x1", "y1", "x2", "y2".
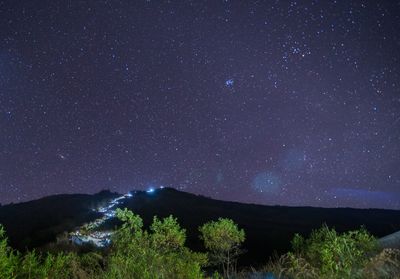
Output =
[
  {"x1": 57, "y1": 154, "x2": 66, "y2": 160},
  {"x1": 225, "y1": 78, "x2": 234, "y2": 87},
  {"x1": 0, "y1": 0, "x2": 399, "y2": 209}
]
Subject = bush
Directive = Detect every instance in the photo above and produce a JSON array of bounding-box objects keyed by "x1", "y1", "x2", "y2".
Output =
[
  {"x1": 361, "y1": 248, "x2": 400, "y2": 278},
  {"x1": 2, "y1": 211, "x2": 207, "y2": 279},
  {"x1": 199, "y1": 218, "x2": 245, "y2": 278},
  {"x1": 0, "y1": 225, "x2": 19, "y2": 279},
  {"x1": 0, "y1": 224, "x2": 101, "y2": 279},
  {"x1": 104, "y1": 208, "x2": 207, "y2": 279},
  {"x1": 267, "y1": 225, "x2": 379, "y2": 279}
]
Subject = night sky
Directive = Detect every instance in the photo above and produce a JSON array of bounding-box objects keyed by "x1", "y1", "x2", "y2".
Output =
[{"x1": 1, "y1": 1, "x2": 400, "y2": 209}]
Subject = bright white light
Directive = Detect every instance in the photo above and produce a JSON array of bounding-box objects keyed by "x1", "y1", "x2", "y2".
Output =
[
  {"x1": 146, "y1": 187, "x2": 155, "y2": 193},
  {"x1": 98, "y1": 207, "x2": 107, "y2": 213},
  {"x1": 105, "y1": 211, "x2": 115, "y2": 218},
  {"x1": 160, "y1": 186, "x2": 164, "y2": 189}
]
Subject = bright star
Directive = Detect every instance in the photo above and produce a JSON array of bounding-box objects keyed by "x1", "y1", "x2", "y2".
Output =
[{"x1": 225, "y1": 78, "x2": 234, "y2": 87}]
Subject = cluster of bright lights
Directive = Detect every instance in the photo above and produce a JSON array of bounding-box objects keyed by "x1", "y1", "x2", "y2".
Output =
[
  {"x1": 70, "y1": 191, "x2": 134, "y2": 247},
  {"x1": 71, "y1": 187, "x2": 166, "y2": 247},
  {"x1": 146, "y1": 185, "x2": 165, "y2": 193}
]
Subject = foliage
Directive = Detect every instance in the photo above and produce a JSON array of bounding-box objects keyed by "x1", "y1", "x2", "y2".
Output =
[
  {"x1": 302, "y1": 225, "x2": 377, "y2": 277},
  {"x1": 3, "y1": 216, "x2": 392, "y2": 279},
  {"x1": 267, "y1": 225, "x2": 379, "y2": 279},
  {"x1": 0, "y1": 225, "x2": 18, "y2": 279},
  {"x1": 199, "y1": 218, "x2": 245, "y2": 278},
  {"x1": 361, "y1": 248, "x2": 400, "y2": 278},
  {"x1": 103, "y1": 208, "x2": 207, "y2": 279},
  {"x1": 19, "y1": 250, "x2": 99, "y2": 279},
  {"x1": 79, "y1": 252, "x2": 104, "y2": 277},
  {"x1": 291, "y1": 233, "x2": 305, "y2": 255},
  {"x1": 0, "y1": 224, "x2": 101, "y2": 279},
  {"x1": 19, "y1": 250, "x2": 42, "y2": 279},
  {"x1": 2, "y1": 211, "x2": 208, "y2": 279}
]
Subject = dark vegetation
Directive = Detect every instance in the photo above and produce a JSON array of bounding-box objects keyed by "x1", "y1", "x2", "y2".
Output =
[
  {"x1": 0, "y1": 188, "x2": 400, "y2": 278},
  {"x1": 104, "y1": 188, "x2": 400, "y2": 266},
  {"x1": 1, "y1": 209, "x2": 400, "y2": 278}
]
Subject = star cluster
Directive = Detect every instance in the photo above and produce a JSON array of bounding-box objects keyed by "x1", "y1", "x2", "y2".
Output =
[{"x1": 1, "y1": 0, "x2": 399, "y2": 209}]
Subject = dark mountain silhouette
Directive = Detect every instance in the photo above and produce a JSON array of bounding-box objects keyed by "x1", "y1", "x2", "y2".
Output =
[
  {"x1": 1, "y1": 187, "x2": 399, "y2": 266},
  {"x1": 111, "y1": 188, "x2": 400, "y2": 266},
  {"x1": 0, "y1": 190, "x2": 118, "y2": 250}
]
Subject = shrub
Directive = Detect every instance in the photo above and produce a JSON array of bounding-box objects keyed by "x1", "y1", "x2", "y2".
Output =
[
  {"x1": 268, "y1": 225, "x2": 378, "y2": 279},
  {"x1": 0, "y1": 225, "x2": 19, "y2": 279},
  {"x1": 361, "y1": 248, "x2": 400, "y2": 278},
  {"x1": 199, "y1": 218, "x2": 245, "y2": 278},
  {"x1": 104, "y1": 208, "x2": 207, "y2": 279}
]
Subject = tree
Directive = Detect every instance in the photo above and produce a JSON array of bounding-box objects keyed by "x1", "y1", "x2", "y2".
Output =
[
  {"x1": 0, "y1": 225, "x2": 19, "y2": 279},
  {"x1": 199, "y1": 218, "x2": 245, "y2": 278},
  {"x1": 104, "y1": 208, "x2": 207, "y2": 279}
]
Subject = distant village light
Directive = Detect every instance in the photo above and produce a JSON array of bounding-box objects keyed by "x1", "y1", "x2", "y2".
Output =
[
  {"x1": 70, "y1": 192, "x2": 132, "y2": 248},
  {"x1": 146, "y1": 187, "x2": 155, "y2": 193}
]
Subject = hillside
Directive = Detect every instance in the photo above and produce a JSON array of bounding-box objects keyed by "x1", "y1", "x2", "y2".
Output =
[
  {"x1": 1, "y1": 188, "x2": 399, "y2": 266},
  {"x1": 0, "y1": 190, "x2": 118, "y2": 250},
  {"x1": 110, "y1": 188, "x2": 400, "y2": 266}
]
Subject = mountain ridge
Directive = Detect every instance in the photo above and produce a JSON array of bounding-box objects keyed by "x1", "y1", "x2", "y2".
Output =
[{"x1": 1, "y1": 187, "x2": 399, "y2": 266}]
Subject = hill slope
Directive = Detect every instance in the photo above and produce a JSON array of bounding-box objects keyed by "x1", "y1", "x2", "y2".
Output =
[
  {"x1": 109, "y1": 188, "x2": 400, "y2": 265},
  {"x1": 1, "y1": 187, "x2": 399, "y2": 266},
  {"x1": 0, "y1": 190, "x2": 118, "y2": 250}
]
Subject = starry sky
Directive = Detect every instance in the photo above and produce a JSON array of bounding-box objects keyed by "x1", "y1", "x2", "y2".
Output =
[{"x1": 1, "y1": 0, "x2": 400, "y2": 209}]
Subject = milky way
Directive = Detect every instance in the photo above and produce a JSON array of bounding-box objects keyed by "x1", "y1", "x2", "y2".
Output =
[{"x1": 1, "y1": 1, "x2": 399, "y2": 209}]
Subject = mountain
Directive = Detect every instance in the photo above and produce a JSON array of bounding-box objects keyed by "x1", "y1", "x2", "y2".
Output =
[
  {"x1": 109, "y1": 188, "x2": 400, "y2": 266},
  {"x1": 1, "y1": 187, "x2": 399, "y2": 266},
  {"x1": 0, "y1": 190, "x2": 118, "y2": 250}
]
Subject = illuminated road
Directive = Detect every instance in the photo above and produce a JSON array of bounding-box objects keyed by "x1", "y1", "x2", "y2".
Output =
[
  {"x1": 70, "y1": 187, "x2": 163, "y2": 247},
  {"x1": 70, "y1": 192, "x2": 133, "y2": 247}
]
